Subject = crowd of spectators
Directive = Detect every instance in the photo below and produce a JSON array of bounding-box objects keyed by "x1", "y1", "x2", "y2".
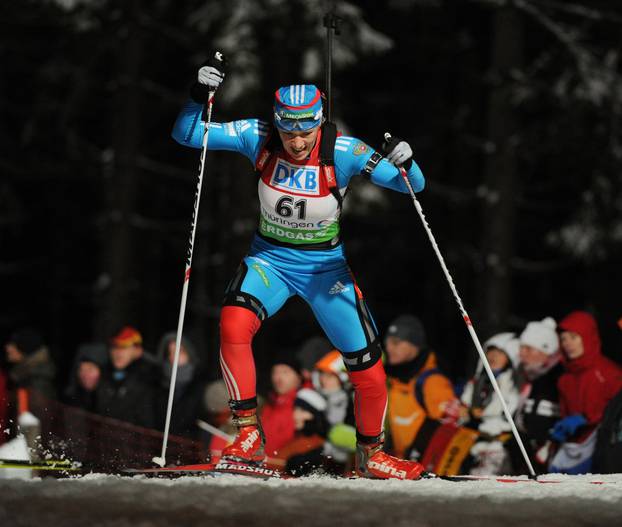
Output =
[{"x1": 1, "y1": 309, "x2": 621, "y2": 476}]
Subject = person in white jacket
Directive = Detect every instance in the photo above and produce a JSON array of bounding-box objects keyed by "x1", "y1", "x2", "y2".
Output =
[{"x1": 460, "y1": 332, "x2": 520, "y2": 475}]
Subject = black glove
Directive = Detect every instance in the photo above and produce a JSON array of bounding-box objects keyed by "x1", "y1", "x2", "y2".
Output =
[
  {"x1": 382, "y1": 132, "x2": 413, "y2": 171},
  {"x1": 190, "y1": 51, "x2": 228, "y2": 104}
]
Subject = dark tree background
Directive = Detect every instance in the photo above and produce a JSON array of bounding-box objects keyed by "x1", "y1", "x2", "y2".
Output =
[{"x1": 2, "y1": 0, "x2": 621, "y2": 392}]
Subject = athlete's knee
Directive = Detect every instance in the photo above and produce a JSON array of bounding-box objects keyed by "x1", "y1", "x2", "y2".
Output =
[
  {"x1": 344, "y1": 340, "x2": 386, "y2": 389},
  {"x1": 220, "y1": 305, "x2": 262, "y2": 344}
]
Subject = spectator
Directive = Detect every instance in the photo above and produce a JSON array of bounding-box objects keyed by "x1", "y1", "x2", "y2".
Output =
[
  {"x1": 549, "y1": 311, "x2": 622, "y2": 474},
  {"x1": 203, "y1": 379, "x2": 235, "y2": 462},
  {"x1": 260, "y1": 354, "x2": 302, "y2": 458},
  {"x1": 460, "y1": 333, "x2": 520, "y2": 475},
  {"x1": 64, "y1": 342, "x2": 108, "y2": 412},
  {"x1": 270, "y1": 388, "x2": 328, "y2": 476},
  {"x1": 95, "y1": 326, "x2": 158, "y2": 429},
  {"x1": 155, "y1": 332, "x2": 206, "y2": 439},
  {"x1": 4, "y1": 328, "x2": 56, "y2": 400},
  {"x1": 296, "y1": 336, "x2": 333, "y2": 386},
  {"x1": 511, "y1": 316, "x2": 562, "y2": 474},
  {"x1": 313, "y1": 350, "x2": 356, "y2": 470},
  {"x1": 593, "y1": 317, "x2": 622, "y2": 473},
  {"x1": 383, "y1": 314, "x2": 460, "y2": 459},
  {"x1": 313, "y1": 350, "x2": 354, "y2": 427},
  {"x1": 0, "y1": 368, "x2": 7, "y2": 445}
]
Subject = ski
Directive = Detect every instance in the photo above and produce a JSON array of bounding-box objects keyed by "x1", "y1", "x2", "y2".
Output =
[
  {"x1": 436, "y1": 474, "x2": 607, "y2": 485},
  {"x1": 0, "y1": 458, "x2": 81, "y2": 471},
  {"x1": 122, "y1": 460, "x2": 289, "y2": 480}
]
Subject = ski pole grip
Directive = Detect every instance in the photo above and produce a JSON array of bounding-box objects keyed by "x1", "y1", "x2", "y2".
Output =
[
  {"x1": 205, "y1": 50, "x2": 228, "y2": 74},
  {"x1": 383, "y1": 131, "x2": 412, "y2": 172}
]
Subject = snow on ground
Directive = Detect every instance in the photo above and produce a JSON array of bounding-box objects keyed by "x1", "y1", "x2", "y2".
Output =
[{"x1": 1, "y1": 472, "x2": 621, "y2": 527}]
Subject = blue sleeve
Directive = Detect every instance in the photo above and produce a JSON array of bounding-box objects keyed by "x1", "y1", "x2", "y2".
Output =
[
  {"x1": 333, "y1": 136, "x2": 425, "y2": 194},
  {"x1": 171, "y1": 99, "x2": 268, "y2": 164}
]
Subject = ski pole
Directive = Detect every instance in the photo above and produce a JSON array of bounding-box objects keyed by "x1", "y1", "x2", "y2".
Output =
[
  {"x1": 388, "y1": 133, "x2": 537, "y2": 478},
  {"x1": 153, "y1": 52, "x2": 225, "y2": 468},
  {"x1": 196, "y1": 419, "x2": 235, "y2": 442},
  {"x1": 323, "y1": 1, "x2": 341, "y2": 122}
]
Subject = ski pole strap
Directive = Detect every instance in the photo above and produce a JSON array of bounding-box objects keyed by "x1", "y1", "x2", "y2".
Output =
[
  {"x1": 361, "y1": 152, "x2": 383, "y2": 178},
  {"x1": 255, "y1": 131, "x2": 281, "y2": 174},
  {"x1": 319, "y1": 121, "x2": 343, "y2": 209}
]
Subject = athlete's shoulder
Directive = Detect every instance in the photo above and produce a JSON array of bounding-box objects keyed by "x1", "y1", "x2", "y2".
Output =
[
  {"x1": 333, "y1": 135, "x2": 374, "y2": 157},
  {"x1": 222, "y1": 118, "x2": 270, "y2": 138},
  {"x1": 333, "y1": 135, "x2": 376, "y2": 178}
]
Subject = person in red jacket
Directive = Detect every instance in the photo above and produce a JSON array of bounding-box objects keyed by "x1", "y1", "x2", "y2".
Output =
[
  {"x1": 260, "y1": 355, "x2": 303, "y2": 458},
  {"x1": 549, "y1": 311, "x2": 622, "y2": 474}
]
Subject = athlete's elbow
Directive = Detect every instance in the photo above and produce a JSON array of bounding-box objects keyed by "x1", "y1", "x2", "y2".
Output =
[
  {"x1": 171, "y1": 122, "x2": 192, "y2": 146},
  {"x1": 413, "y1": 177, "x2": 425, "y2": 193}
]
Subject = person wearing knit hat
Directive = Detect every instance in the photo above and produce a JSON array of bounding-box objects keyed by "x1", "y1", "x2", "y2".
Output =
[
  {"x1": 510, "y1": 317, "x2": 565, "y2": 474},
  {"x1": 383, "y1": 314, "x2": 460, "y2": 461},
  {"x1": 385, "y1": 314, "x2": 427, "y2": 351},
  {"x1": 460, "y1": 333, "x2": 521, "y2": 476},
  {"x1": 94, "y1": 325, "x2": 158, "y2": 429},
  {"x1": 461, "y1": 333, "x2": 520, "y2": 425},
  {"x1": 520, "y1": 317, "x2": 559, "y2": 357},
  {"x1": 4, "y1": 327, "x2": 56, "y2": 400},
  {"x1": 107, "y1": 326, "x2": 144, "y2": 372}
]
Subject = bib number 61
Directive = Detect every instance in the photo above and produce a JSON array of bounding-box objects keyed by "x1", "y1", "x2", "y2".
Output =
[{"x1": 275, "y1": 196, "x2": 307, "y2": 220}]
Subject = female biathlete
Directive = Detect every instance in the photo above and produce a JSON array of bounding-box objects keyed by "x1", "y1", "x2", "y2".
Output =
[{"x1": 172, "y1": 64, "x2": 427, "y2": 479}]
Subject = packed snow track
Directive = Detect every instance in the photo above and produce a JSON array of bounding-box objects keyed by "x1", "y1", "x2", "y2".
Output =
[{"x1": 1, "y1": 473, "x2": 621, "y2": 526}]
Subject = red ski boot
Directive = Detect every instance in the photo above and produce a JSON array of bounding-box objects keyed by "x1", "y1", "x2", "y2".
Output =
[
  {"x1": 356, "y1": 441, "x2": 427, "y2": 480},
  {"x1": 221, "y1": 409, "x2": 266, "y2": 464}
]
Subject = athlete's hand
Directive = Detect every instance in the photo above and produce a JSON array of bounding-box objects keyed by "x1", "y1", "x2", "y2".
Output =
[
  {"x1": 190, "y1": 51, "x2": 227, "y2": 104},
  {"x1": 383, "y1": 133, "x2": 413, "y2": 171},
  {"x1": 198, "y1": 66, "x2": 225, "y2": 89}
]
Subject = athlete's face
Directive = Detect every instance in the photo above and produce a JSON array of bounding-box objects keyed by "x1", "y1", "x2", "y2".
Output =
[{"x1": 278, "y1": 127, "x2": 320, "y2": 161}]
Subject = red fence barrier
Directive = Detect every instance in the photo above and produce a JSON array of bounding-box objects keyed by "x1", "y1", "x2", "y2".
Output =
[{"x1": 27, "y1": 392, "x2": 207, "y2": 471}]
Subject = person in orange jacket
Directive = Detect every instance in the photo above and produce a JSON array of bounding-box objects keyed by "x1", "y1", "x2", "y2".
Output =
[{"x1": 383, "y1": 314, "x2": 460, "y2": 460}]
